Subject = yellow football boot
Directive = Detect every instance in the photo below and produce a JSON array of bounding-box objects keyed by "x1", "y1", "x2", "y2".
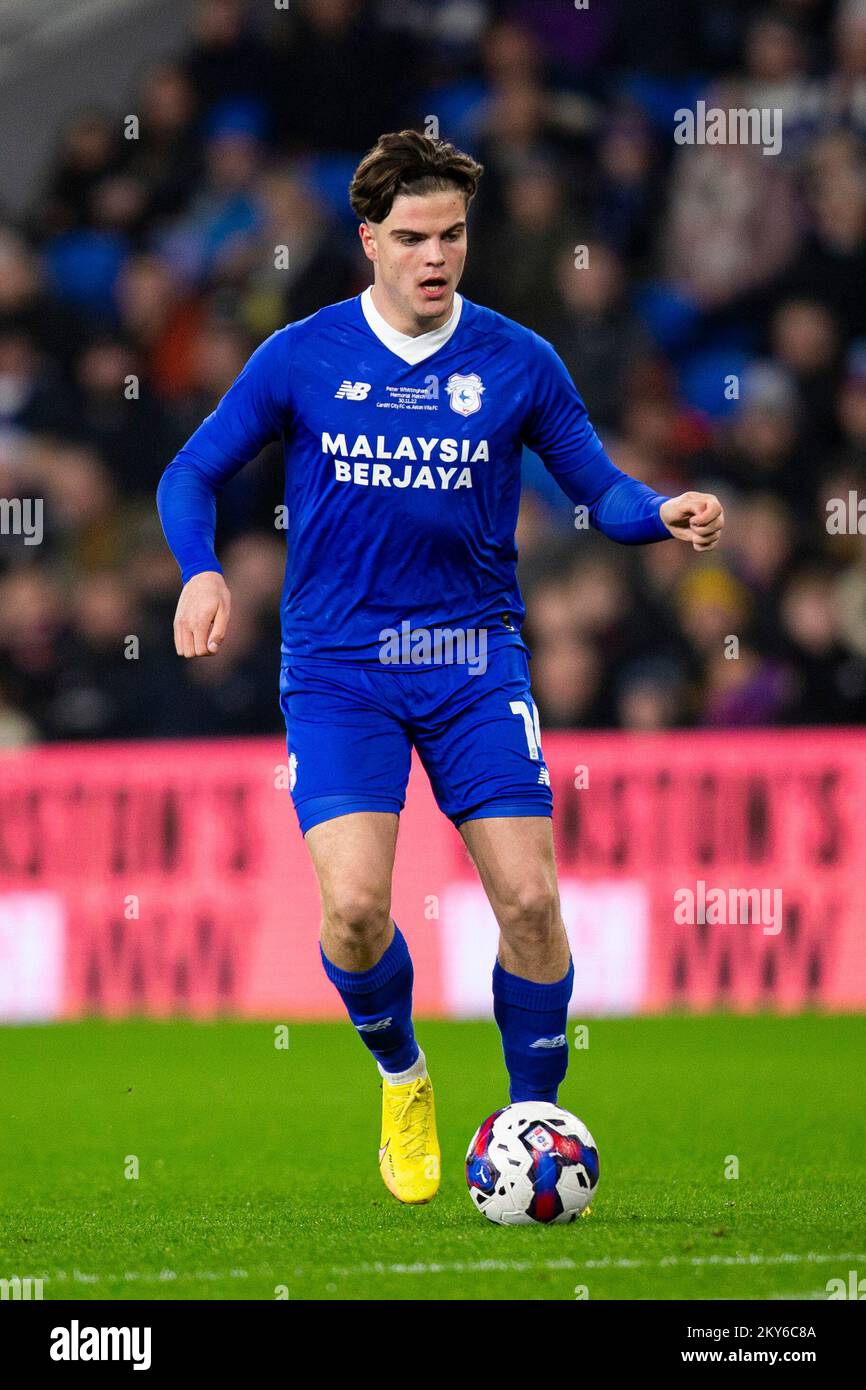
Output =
[{"x1": 378, "y1": 1073, "x2": 440, "y2": 1204}]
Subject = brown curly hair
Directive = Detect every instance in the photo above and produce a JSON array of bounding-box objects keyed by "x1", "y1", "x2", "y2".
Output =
[{"x1": 349, "y1": 129, "x2": 484, "y2": 224}]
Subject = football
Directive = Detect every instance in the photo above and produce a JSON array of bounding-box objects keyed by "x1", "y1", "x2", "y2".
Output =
[{"x1": 465, "y1": 1102, "x2": 599, "y2": 1225}]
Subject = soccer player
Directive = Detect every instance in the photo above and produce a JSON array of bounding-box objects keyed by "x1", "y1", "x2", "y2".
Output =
[{"x1": 158, "y1": 131, "x2": 724, "y2": 1206}]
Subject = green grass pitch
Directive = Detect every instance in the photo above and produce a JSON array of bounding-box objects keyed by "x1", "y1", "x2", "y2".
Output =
[{"x1": 1, "y1": 1015, "x2": 864, "y2": 1301}]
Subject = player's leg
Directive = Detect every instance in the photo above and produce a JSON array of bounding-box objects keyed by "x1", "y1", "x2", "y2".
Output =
[
  {"x1": 460, "y1": 814, "x2": 573, "y2": 1104},
  {"x1": 412, "y1": 644, "x2": 573, "y2": 1103},
  {"x1": 281, "y1": 658, "x2": 439, "y2": 1201},
  {"x1": 305, "y1": 811, "x2": 440, "y2": 1203},
  {"x1": 306, "y1": 811, "x2": 420, "y2": 1077}
]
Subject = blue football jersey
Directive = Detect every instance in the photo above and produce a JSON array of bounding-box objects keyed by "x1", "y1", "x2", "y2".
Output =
[{"x1": 157, "y1": 293, "x2": 670, "y2": 663}]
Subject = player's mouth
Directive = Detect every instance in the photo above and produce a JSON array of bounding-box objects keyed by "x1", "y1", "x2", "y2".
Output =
[{"x1": 418, "y1": 276, "x2": 448, "y2": 301}]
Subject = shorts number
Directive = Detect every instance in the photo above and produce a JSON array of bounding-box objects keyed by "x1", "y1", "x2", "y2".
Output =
[{"x1": 509, "y1": 699, "x2": 543, "y2": 760}]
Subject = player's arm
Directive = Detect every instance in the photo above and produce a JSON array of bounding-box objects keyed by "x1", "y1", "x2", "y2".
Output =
[
  {"x1": 157, "y1": 327, "x2": 293, "y2": 657},
  {"x1": 522, "y1": 335, "x2": 724, "y2": 550}
]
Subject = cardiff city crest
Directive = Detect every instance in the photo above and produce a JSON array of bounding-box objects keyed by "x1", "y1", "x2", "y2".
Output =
[{"x1": 446, "y1": 372, "x2": 485, "y2": 417}]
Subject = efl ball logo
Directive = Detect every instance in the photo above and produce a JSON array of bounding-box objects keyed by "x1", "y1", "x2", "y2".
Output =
[
  {"x1": 446, "y1": 372, "x2": 485, "y2": 417},
  {"x1": 526, "y1": 1124, "x2": 554, "y2": 1153}
]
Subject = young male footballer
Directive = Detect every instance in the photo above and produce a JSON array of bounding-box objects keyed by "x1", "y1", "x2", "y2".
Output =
[{"x1": 158, "y1": 131, "x2": 724, "y2": 1205}]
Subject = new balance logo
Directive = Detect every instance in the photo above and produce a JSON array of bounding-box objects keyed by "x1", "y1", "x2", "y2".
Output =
[
  {"x1": 529, "y1": 1034, "x2": 567, "y2": 1049},
  {"x1": 356, "y1": 1017, "x2": 393, "y2": 1033},
  {"x1": 537, "y1": 767, "x2": 551, "y2": 786},
  {"x1": 335, "y1": 380, "x2": 372, "y2": 400}
]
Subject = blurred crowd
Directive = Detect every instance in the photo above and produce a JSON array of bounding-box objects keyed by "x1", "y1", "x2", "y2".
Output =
[{"x1": 2, "y1": 0, "x2": 866, "y2": 743}]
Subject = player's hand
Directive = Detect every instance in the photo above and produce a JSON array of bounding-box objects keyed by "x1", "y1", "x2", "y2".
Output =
[
  {"x1": 659, "y1": 492, "x2": 725, "y2": 551},
  {"x1": 173, "y1": 571, "x2": 232, "y2": 657}
]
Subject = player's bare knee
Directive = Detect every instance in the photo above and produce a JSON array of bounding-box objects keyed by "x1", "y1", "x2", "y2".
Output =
[
  {"x1": 324, "y1": 887, "x2": 391, "y2": 948},
  {"x1": 495, "y1": 881, "x2": 560, "y2": 949}
]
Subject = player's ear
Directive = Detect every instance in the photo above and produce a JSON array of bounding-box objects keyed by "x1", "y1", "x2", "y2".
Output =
[{"x1": 358, "y1": 220, "x2": 377, "y2": 263}]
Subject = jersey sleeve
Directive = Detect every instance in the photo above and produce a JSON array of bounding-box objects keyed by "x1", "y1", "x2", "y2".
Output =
[
  {"x1": 157, "y1": 326, "x2": 294, "y2": 583},
  {"x1": 521, "y1": 333, "x2": 671, "y2": 544}
]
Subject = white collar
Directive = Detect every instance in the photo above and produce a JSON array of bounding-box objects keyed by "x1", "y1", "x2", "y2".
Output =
[{"x1": 361, "y1": 285, "x2": 462, "y2": 364}]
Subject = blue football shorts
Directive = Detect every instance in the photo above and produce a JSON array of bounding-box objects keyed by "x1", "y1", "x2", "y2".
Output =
[{"x1": 279, "y1": 644, "x2": 553, "y2": 836}]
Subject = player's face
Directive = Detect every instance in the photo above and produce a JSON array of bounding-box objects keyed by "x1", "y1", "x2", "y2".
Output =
[{"x1": 360, "y1": 189, "x2": 468, "y2": 334}]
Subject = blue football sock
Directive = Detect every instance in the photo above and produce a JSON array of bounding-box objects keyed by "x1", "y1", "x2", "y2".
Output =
[
  {"x1": 492, "y1": 958, "x2": 574, "y2": 1103},
  {"x1": 320, "y1": 923, "x2": 419, "y2": 1075}
]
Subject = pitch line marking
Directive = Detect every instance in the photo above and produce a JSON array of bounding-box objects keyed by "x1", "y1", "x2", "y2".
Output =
[
  {"x1": 318, "y1": 1252, "x2": 866, "y2": 1276},
  {"x1": 46, "y1": 1268, "x2": 259, "y2": 1284},
  {"x1": 39, "y1": 1252, "x2": 866, "y2": 1286}
]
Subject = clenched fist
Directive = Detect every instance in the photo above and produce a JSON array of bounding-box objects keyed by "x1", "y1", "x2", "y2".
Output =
[
  {"x1": 659, "y1": 492, "x2": 725, "y2": 551},
  {"x1": 173, "y1": 570, "x2": 232, "y2": 657}
]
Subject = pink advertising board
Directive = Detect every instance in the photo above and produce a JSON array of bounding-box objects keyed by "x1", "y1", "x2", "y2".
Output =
[{"x1": 0, "y1": 729, "x2": 863, "y2": 1019}]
